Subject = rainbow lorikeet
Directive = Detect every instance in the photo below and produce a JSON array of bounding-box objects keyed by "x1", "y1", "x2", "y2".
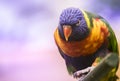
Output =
[{"x1": 54, "y1": 7, "x2": 119, "y2": 81}]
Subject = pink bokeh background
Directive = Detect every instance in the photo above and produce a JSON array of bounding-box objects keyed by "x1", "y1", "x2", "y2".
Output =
[{"x1": 0, "y1": 0, "x2": 119, "y2": 81}]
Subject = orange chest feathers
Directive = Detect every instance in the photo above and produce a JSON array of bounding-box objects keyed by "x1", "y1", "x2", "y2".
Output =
[{"x1": 54, "y1": 19, "x2": 110, "y2": 57}]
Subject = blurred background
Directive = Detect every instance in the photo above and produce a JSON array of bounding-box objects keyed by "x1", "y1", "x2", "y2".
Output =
[{"x1": 0, "y1": 0, "x2": 119, "y2": 81}]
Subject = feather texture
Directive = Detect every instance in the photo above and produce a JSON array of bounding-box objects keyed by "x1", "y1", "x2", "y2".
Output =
[{"x1": 54, "y1": 8, "x2": 119, "y2": 81}]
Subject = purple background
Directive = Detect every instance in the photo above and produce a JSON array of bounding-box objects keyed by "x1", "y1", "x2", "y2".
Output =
[{"x1": 0, "y1": 0, "x2": 119, "y2": 81}]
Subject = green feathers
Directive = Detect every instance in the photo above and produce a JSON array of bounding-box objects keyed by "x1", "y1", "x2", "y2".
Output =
[
  {"x1": 84, "y1": 11, "x2": 119, "y2": 81},
  {"x1": 67, "y1": 64, "x2": 76, "y2": 75},
  {"x1": 55, "y1": 8, "x2": 119, "y2": 81},
  {"x1": 85, "y1": 10, "x2": 119, "y2": 53}
]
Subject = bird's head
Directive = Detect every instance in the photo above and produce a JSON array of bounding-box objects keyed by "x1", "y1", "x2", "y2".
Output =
[{"x1": 58, "y1": 7, "x2": 89, "y2": 41}]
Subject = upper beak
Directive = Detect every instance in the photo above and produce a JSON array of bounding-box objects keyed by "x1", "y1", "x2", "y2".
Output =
[{"x1": 63, "y1": 25, "x2": 72, "y2": 41}]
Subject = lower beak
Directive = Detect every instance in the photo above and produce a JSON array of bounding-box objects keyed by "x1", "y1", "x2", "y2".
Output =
[{"x1": 63, "y1": 25, "x2": 72, "y2": 41}]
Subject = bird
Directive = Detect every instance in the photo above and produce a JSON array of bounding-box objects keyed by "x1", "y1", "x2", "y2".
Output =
[{"x1": 54, "y1": 7, "x2": 119, "y2": 81}]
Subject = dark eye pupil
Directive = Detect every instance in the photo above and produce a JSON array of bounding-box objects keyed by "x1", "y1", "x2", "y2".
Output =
[{"x1": 76, "y1": 21, "x2": 80, "y2": 26}]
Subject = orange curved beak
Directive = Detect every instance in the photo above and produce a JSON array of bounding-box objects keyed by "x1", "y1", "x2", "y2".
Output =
[{"x1": 63, "y1": 25, "x2": 72, "y2": 41}]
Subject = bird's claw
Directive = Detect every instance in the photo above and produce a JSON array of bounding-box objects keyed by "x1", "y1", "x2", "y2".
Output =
[{"x1": 73, "y1": 66, "x2": 95, "y2": 79}]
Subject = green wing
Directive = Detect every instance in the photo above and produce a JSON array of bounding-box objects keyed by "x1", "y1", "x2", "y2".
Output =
[
  {"x1": 103, "y1": 19, "x2": 119, "y2": 81},
  {"x1": 85, "y1": 10, "x2": 119, "y2": 54},
  {"x1": 102, "y1": 19, "x2": 119, "y2": 53},
  {"x1": 85, "y1": 11, "x2": 119, "y2": 81}
]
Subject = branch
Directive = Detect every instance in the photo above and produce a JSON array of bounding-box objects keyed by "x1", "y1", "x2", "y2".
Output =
[{"x1": 82, "y1": 53, "x2": 119, "y2": 81}]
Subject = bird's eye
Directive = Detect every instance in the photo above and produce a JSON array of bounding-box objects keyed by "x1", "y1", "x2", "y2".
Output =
[{"x1": 76, "y1": 20, "x2": 80, "y2": 26}]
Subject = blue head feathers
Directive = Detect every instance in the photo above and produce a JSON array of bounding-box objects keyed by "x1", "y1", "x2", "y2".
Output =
[
  {"x1": 58, "y1": 7, "x2": 89, "y2": 41},
  {"x1": 60, "y1": 8, "x2": 83, "y2": 25}
]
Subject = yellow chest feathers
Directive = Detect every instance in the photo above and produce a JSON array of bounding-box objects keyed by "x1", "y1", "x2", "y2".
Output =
[{"x1": 54, "y1": 19, "x2": 110, "y2": 57}]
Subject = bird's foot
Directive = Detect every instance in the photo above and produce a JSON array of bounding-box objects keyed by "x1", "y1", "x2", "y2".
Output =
[{"x1": 73, "y1": 66, "x2": 95, "y2": 79}]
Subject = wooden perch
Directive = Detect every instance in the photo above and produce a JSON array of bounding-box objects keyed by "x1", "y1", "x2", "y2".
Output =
[{"x1": 82, "y1": 53, "x2": 119, "y2": 81}]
